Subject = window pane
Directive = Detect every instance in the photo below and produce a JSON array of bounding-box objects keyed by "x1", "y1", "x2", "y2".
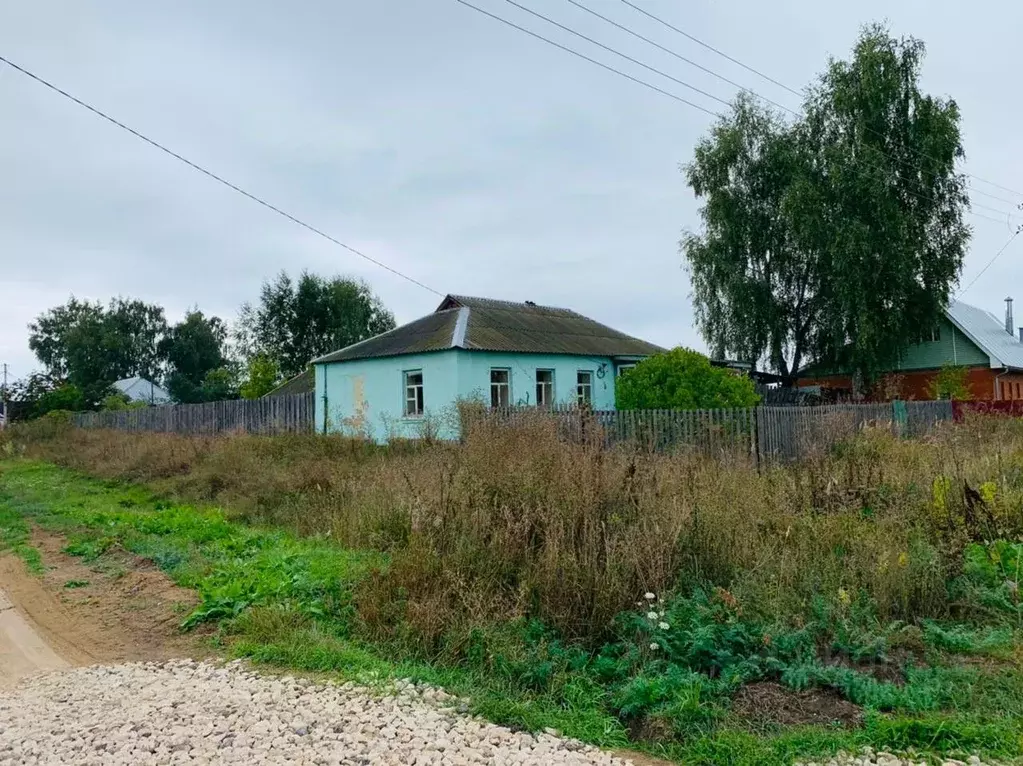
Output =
[
  {"x1": 490, "y1": 369, "x2": 509, "y2": 384},
  {"x1": 490, "y1": 368, "x2": 510, "y2": 408},
  {"x1": 577, "y1": 371, "x2": 592, "y2": 404},
  {"x1": 404, "y1": 370, "x2": 423, "y2": 416},
  {"x1": 536, "y1": 370, "x2": 553, "y2": 407}
]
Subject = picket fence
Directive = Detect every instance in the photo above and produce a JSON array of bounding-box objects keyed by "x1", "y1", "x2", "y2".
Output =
[
  {"x1": 72, "y1": 394, "x2": 954, "y2": 461},
  {"x1": 473, "y1": 400, "x2": 954, "y2": 461},
  {"x1": 73, "y1": 393, "x2": 315, "y2": 435}
]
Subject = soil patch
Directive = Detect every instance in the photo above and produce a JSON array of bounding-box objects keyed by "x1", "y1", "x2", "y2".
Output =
[
  {"x1": 0, "y1": 528, "x2": 204, "y2": 668},
  {"x1": 732, "y1": 681, "x2": 863, "y2": 728}
]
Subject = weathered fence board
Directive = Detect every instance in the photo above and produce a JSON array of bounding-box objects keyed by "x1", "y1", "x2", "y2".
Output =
[
  {"x1": 72, "y1": 393, "x2": 315, "y2": 436},
  {"x1": 72, "y1": 395, "x2": 954, "y2": 461}
]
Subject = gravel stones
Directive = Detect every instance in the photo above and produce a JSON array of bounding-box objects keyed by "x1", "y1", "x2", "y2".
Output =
[
  {"x1": 797, "y1": 748, "x2": 995, "y2": 766},
  {"x1": 0, "y1": 659, "x2": 632, "y2": 765}
]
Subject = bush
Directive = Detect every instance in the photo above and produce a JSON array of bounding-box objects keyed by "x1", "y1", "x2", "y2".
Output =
[{"x1": 616, "y1": 348, "x2": 760, "y2": 410}]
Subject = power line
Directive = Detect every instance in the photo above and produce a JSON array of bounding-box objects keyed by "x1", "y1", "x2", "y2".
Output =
[
  {"x1": 558, "y1": 0, "x2": 797, "y2": 116},
  {"x1": 614, "y1": 0, "x2": 1023, "y2": 200},
  {"x1": 497, "y1": 0, "x2": 732, "y2": 108},
  {"x1": 617, "y1": 0, "x2": 801, "y2": 98},
  {"x1": 457, "y1": 1, "x2": 1018, "y2": 225},
  {"x1": 971, "y1": 209, "x2": 1017, "y2": 226},
  {"x1": 969, "y1": 185, "x2": 1020, "y2": 207},
  {"x1": 452, "y1": 0, "x2": 719, "y2": 116},
  {"x1": 566, "y1": 0, "x2": 1019, "y2": 217},
  {"x1": 958, "y1": 225, "x2": 1023, "y2": 297},
  {"x1": 0, "y1": 54, "x2": 443, "y2": 297}
]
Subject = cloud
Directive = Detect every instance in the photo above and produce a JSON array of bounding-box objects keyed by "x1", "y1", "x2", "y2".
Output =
[{"x1": 2, "y1": 0, "x2": 1022, "y2": 384}]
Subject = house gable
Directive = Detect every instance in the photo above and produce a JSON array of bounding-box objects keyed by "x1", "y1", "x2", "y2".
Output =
[{"x1": 893, "y1": 316, "x2": 988, "y2": 371}]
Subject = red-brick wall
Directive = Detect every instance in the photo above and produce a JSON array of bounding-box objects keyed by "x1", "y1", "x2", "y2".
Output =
[{"x1": 797, "y1": 366, "x2": 1023, "y2": 402}]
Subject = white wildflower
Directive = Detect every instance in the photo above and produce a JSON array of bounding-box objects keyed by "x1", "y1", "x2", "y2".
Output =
[
  {"x1": 658, "y1": 611, "x2": 665, "y2": 618},
  {"x1": 649, "y1": 642, "x2": 659, "y2": 651},
  {"x1": 646, "y1": 611, "x2": 658, "y2": 620},
  {"x1": 644, "y1": 592, "x2": 656, "y2": 600},
  {"x1": 658, "y1": 621, "x2": 670, "y2": 630}
]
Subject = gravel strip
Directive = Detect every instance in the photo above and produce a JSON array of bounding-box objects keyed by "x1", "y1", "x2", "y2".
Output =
[
  {"x1": 797, "y1": 749, "x2": 995, "y2": 766},
  {"x1": 0, "y1": 659, "x2": 631, "y2": 765}
]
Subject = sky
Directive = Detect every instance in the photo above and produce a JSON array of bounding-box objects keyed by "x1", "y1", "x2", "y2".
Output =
[{"x1": 2, "y1": 0, "x2": 1022, "y2": 382}]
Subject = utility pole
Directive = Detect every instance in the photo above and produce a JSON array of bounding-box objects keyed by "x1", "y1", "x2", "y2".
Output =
[{"x1": 1, "y1": 362, "x2": 7, "y2": 428}]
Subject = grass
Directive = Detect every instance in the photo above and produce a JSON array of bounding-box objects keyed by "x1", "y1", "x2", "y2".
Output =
[{"x1": 5, "y1": 414, "x2": 1023, "y2": 763}]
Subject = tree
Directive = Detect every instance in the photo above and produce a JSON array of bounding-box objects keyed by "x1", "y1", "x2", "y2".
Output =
[
  {"x1": 930, "y1": 364, "x2": 972, "y2": 401},
  {"x1": 239, "y1": 355, "x2": 280, "y2": 400},
  {"x1": 159, "y1": 310, "x2": 232, "y2": 403},
  {"x1": 683, "y1": 25, "x2": 968, "y2": 383},
  {"x1": 236, "y1": 271, "x2": 396, "y2": 379},
  {"x1": 27, "y1": 297, "x2": 104, "y2": 380},
  {"x1": 28, "y1": 297, "x2": 168, "y2": 405},
  {"x1": 615, "y1": 348, "x2": 760, "y2": 410}
]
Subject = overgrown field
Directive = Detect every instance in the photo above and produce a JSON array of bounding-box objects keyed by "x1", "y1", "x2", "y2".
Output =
[{"x1": 3, "y1": 415, "x2": 1023, "y2": 764}]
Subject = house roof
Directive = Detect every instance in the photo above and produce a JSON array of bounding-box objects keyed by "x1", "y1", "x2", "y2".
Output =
[
  {"x1": 312, "y1": 294, "x2": 664, "y2": 364},
  {"x1": 946, "y1": 299, "x2": 1023, "y2": 370},
  {"x1": 263, "y1": 369, "x2": 314, "y2": 398},
  {"x1": 111, "y1": 376, "x2": 171, "y2": 403}
]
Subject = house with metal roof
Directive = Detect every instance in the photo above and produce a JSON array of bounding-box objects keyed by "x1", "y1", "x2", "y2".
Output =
[
  {"x1": 111, "y1": 376, "x2": 172, "y2": 406},
  {"x1": 310, "y1": 294, "x2": 663, "y2": 440},
  {"x1": 797, "y1": 297, "x2": 1023, "y2": 401}
]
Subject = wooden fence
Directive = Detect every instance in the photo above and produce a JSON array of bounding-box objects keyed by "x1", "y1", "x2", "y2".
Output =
[
  {"x1": 474, "y1": 400, "x2": 954, "y2": 461},
  {"x1": 72, "y1": 394, "x2": 954, "y2": 461},
  {"x1": 73, "y1": 393, "x2": 315, "y2": 435}
]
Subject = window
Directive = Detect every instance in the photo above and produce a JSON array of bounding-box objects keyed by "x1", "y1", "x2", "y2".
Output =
[
  {"x1": 916, "y1": 325, "x2": 940, "y2": 344},
  {"x1": 490, "y1": 368, "x2": 510, "y2": 408},
  {"x1": 576, "y1": 370, "x2": 593, "y2": 406},
  {"x1": 617, "y1": 363, "x2": 636, "y2": 377},
  {"x1": 404, "y1": 370, "x2": 424, "y2": 417},
  {"x1": 536, "y1": 369, "x2": 554, "y2": 407}
]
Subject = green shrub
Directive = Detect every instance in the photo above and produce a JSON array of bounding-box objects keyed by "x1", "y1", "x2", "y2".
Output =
[{"x1": 615, "y1": 348, "x2": 760, "y2": 410}]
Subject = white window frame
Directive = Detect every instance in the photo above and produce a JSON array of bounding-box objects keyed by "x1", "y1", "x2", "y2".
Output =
[
  {"x1": 404, "y1": 369, "x2": 424, "y2": 417},
  {"x1": 535, "y1": 369, "x2": 554, "y2": 408},
  {"x1": 617, "y1": 363, "x2": 637, "y2": 376},
  {"x1": 490, "y1": 368, "x2": 511, "y2": 408},
  {"x1": 576, "y1": 370, "x2": 593, "y2": 406}
]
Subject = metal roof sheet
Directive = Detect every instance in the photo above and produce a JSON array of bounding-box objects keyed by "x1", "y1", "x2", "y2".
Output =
[
  {"x1": 947, "y1": 299, "x2": 1023, "y2": 370},
  {"x1": 312, "y1": 294, "x2": 663, "y2": 364}
]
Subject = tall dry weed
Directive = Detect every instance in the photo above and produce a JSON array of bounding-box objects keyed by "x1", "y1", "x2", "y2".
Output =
[{"x1": 10, "y1": 412, "x2": 1023, "y2": 652}]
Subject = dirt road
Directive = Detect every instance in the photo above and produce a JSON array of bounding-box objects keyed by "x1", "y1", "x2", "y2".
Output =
[{"x1": 0, "y1": 584, "x2": 69, "y2": 685}]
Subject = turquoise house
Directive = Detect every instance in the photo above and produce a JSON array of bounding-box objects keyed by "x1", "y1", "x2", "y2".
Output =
[{"x1": 311, "y1": 295, "x2": 663, "y2": 441}]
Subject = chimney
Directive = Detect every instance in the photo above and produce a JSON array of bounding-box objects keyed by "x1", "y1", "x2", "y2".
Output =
[{"x1": 1007, "y1": 297, "x2": 1015, "y2": 336}]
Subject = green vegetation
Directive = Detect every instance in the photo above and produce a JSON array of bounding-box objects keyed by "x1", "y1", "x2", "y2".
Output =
[
  {"x1": 683, "y1": 25, "x2": 968, "y2": 381},
  {"x1": 4, "y1": 414, "x2": 1023, "y2": 763},
  {"x1": 615, "y1": 348, "x2": 760, "y2": 410},
  {"x1": 930, "y1": 364, "x2": 973, "y2": 402}
]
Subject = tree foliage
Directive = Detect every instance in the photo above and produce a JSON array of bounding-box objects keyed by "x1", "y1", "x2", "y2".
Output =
[
  {"x1": 239, "y1": 355, "x2": 281, "y2": 400},
  {"x1": 159, "y1": 310, "x2": 233, "y2": 403},
  {"x1": 930, "y1": 364, "x2": 972, "y2": 401},
  {"x1": 683, "y1": 25, "x2": 969, "y2": 382},
  {"x1": 236, "y1": 271, "x2": 395, "y2": 379},
  {"x1": 615, "y1": 348, "x2": 760, "y2": 410},
  {"x1": 28, "y1": 297, "x2": 167, "y2": 404}
]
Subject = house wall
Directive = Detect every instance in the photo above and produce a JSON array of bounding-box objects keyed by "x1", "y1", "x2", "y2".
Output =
[
  {"x1": 453, "y1": 351, "x2": 618, "y2": 410},
  {"x1": 798, "y1": 367, "x2": 1023, "y2": 402},
  {"x1": 315, "y1": 350, "x2": 462, "y2": 441},
  {"x1": 892, "y1": 317, "x2": 989, "y2": 370},
  {"x1": 315, "y1": 350, "x2": 626, "y2": 441}
]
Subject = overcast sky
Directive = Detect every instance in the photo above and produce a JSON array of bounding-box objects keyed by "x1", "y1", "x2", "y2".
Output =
[{"x1": 2, "y1": 1, "x2": 1022, "y2": 381}]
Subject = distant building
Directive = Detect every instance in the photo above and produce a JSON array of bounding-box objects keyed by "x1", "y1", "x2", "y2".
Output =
[
  {"x1": 111, "y1": 376, "x2": 172, "y2": 406},
  {"x1": 311, "y1": 294, "x2": 663, "y2": 441},
  {"x1": 264, "y1": 369, "x2": 313, "y2": 398},
  {"x1": 797, "y1": 298, "x2": 1023, "y2": 401}
]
